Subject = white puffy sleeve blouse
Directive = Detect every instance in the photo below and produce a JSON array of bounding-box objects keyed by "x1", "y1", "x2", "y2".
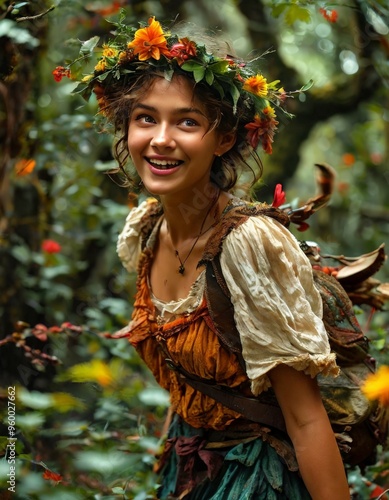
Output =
[
  {"x1": 116, "y1": 199, "x2": 155, "y2": 273},
  {"x1": 220, "y1": 215, "x2": 339, "y2": 396}
]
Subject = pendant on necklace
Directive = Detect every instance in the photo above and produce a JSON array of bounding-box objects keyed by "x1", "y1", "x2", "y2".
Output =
[
  {"x1": 175, "y1": 250, "x2": 186, "y2": 275},
  {"x1": 171, "y1": 187, "x2": 220, "y2": 277}
]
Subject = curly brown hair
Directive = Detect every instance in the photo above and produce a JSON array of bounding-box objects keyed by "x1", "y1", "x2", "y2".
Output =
[{"x1": 96, "y1": 67, "x2": 263, "y2": 194}]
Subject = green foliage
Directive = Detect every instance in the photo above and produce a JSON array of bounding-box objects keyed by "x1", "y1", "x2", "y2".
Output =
[
  {"x1": 269, "y1": 1, "x2": 312, "y2": 24},
  {"x1": 0, "y1": 325, "x2": 168, "y2": 497},
  {"x1": 0, "y1": 19, "x2": 39, "y2": 47}
]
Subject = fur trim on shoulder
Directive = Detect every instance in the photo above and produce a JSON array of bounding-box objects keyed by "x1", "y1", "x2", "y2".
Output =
[{"x1": 201, "y1": 200, "x2": 290, "y2": 263}]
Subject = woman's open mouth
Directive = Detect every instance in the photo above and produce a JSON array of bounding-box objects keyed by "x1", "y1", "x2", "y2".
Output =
[
  {"x1": 146, "y1": 157, "x2": 184, "y2": 176},
  {"x1": 147, "y1": 158, "x2": 184, "y2": 170}
]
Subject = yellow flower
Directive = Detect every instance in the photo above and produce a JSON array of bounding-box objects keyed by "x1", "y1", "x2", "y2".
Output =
[
  {"x1": 127, "y1": 16, "x2": 170, "y2": 61},
  {"x1": 65, "y1": 359, "x2": 114, "y2": 387},
  {"x1": 102, "y1": 45, "x2": 118, "y2": 58},
  {"x1": 243, "y1": 74, "x2": 268, "y2": 97},
  {"x1": 263, "y1": 105, "x2": 276, "y2": 119},
  {"x1": 95, "y1": 59, "x2": 107, "y2": 72},
  {"x1": 81, "y1": 74, "x2": 93, "y2": 83},
  {"x1": 92, "y1": 360, "x2": 114, "y2": 386},
  {"x1": 362, "y1": 365, "x2": 389, "y2": 406}
]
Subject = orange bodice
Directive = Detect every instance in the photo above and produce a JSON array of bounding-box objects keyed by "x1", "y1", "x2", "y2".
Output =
[{"x1": 127, "y1": 248, "x2": 250, "y2": 431}]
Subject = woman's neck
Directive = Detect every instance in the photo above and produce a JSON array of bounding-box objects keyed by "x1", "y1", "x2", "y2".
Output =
[{"x1": 160, "y1": 184, "x2": 222, "y2": 244}]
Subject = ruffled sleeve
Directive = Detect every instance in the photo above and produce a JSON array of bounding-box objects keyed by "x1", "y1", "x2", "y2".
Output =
[
  {"x1": 219, "y1": 215, "x2": 339, "y2": 396},
  {"x1": 117, "y1": 198, "x2": 158, "y2": 273}
]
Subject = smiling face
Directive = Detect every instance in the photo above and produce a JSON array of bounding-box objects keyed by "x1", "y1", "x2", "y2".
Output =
[{"x1": 127, "y1": 76, "x2": 235, "y2": 199}]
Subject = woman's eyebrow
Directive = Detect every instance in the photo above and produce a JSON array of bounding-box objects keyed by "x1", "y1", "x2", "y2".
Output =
[
  {"x1": 175, "y1": 107, "x2": 205, "y2": 116},
  {"x1": 132, "y1": 103, "x2": 156, "y2": 112},
  {"x1": 133, "y1": 103, "x2": 206, "y2": 116}
]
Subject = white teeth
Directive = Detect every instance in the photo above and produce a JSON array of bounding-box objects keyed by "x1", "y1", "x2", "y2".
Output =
[{"x1": 149, "y1": 158, "x2": 181, "y2": 168}]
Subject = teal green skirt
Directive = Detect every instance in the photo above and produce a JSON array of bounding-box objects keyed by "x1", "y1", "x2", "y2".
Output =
[{"x1": 157, "y1": 415, "x2": 311, "y2": 500}]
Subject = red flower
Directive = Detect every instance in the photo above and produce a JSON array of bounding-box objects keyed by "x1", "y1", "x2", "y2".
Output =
[
  {"x1": 48, "y1": 325, "x2": 63, "y2": 333},
  {"x1": 91, "y1": 1, "x2": 123, "y2": 16},
  {"x1": 42, "y1": 469, "x2": 63, "y2": 483},
  {"x1": 245, "y1": 111, "x2": 278, "y2": 154},
  {"x1": 52, "y1": 66, "x2": 71, "y2": 82},
  {"x1": 31, "y1": 324, "x2": 48, "y2": 342},
  {"x1": 169, "y1": 38, "x2": 197, "y2": 65},
  {"x1": 272, "y1": 184, "x2": 286, "y2": 207},
  {"x1": 319, "y1": 8, "x2": 338, "y2": 23},
  {"x1": 61, "y1": 322, "x2": 83, "y2": 333},
  {"x1": 297, "y1": 222, "x2": 310, "y2": 232},
  {"x1": 41, "y1": 239, "x2": 61, "y2": 254},
  {"x1": 369, "y1": 484, "x2": 389, "y2": 499}
]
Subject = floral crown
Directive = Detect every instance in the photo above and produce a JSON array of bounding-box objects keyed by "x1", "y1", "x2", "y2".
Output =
[{"x1": 54, "y1": 14, "x2": 312, "y2": 154}]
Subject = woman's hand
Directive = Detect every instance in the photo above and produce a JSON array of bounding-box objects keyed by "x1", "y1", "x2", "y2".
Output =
[{"x1": 269, "y1": 364, "x2": 350, "y2": 500}]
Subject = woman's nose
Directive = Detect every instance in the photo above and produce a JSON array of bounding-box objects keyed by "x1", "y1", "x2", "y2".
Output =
[{"x1": 150, "y1": 124, "x2": 175, "y2": 149}]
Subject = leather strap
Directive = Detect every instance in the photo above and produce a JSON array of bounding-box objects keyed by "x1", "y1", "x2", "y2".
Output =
[
  {"x1": 165, "y1": 358, "x2": 287, "y2": 433},
  {"x1": 205, "y1": 258, "x2": 246, "y2": 371}
]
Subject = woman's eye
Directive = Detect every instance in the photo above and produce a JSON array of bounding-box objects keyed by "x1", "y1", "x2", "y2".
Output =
[
  {"x1": 135, "y1": 114, "x2": 155, "y2": 124},
  {"x1": 181, "y1": 118, "x2": 198, "y2": 127}
]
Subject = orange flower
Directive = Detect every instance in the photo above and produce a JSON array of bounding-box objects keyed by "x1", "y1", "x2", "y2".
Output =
[
  {"x1": 342, "y1": 153, "x2": 355, "y2": 167},
  {"x1": 93, "y1": 84, "x2": 109, "y2": 115},
  {"x1": 319, "y1": 8, "x2": 338, "y2": 23},
  {"x1": 362, "y1": 365, "x2": 389, "y2": 406},
  {"x1": 245, "y1": 116, "x2": 262, "y2": 149},
  {"x1": 127, "y1": 17, "x2": 170, "y2": 61},
  {"x1": 243, "y1": 74, "x2": 268, "y2": 97},
  {"x1": 15, "y1": 158, "x2": 36, "y2": 176},
  {"x1": 245, "y1": 111, "x2": 278, "y2": 154},
  {"x1": 43, "y1": 469, "x2": 63, "y2": 483}
]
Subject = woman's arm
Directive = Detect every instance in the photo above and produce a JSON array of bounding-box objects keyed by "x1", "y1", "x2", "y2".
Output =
[{"x1": 269, "y1": 364, "x2": 350, "y2": 500}]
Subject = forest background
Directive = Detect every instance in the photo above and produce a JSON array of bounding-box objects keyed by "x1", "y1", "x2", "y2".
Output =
[{"x1": 0, "y1": 0, "x2": 388, "y2": 498}]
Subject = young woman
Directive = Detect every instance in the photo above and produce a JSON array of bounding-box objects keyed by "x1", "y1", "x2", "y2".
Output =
[{"x1": 69, "y1": 17, "x2": 350, "y2": 499}]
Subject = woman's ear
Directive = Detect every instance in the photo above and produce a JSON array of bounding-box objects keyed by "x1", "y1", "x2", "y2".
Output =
[{"x1": 215, "y1": 132, "x2": 236, "y2": 156}]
